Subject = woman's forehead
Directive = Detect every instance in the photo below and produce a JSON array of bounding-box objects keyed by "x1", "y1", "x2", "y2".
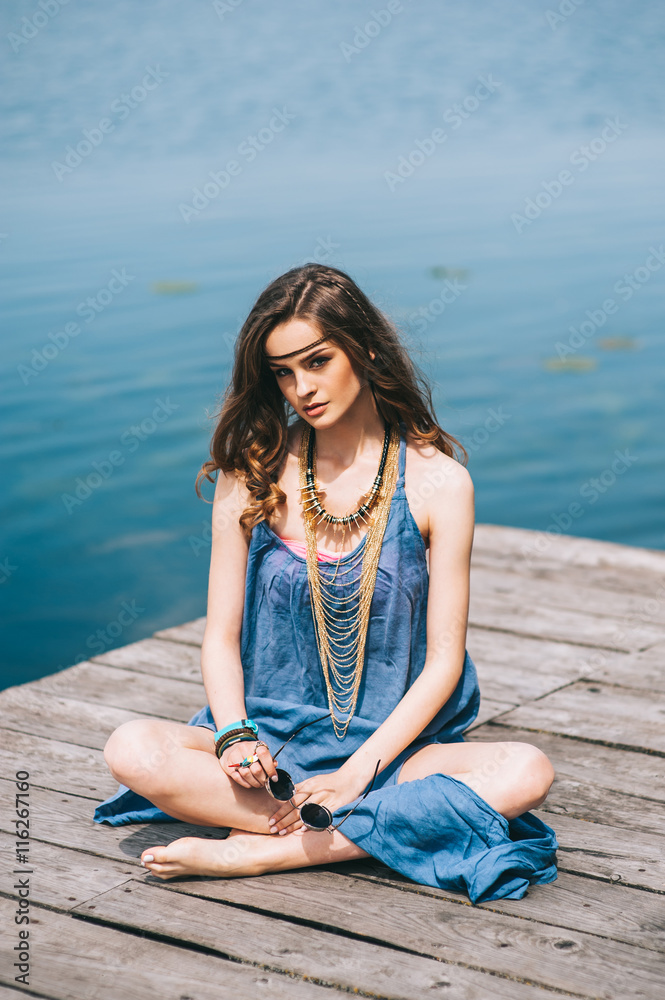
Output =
[{"x1": 264, "y1": 320, "x2": 331, "y2": 361}]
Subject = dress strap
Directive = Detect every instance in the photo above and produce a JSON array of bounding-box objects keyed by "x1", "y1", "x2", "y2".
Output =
[{"x1": 396, "y1": 419, "x2": 407, "y2": 485}]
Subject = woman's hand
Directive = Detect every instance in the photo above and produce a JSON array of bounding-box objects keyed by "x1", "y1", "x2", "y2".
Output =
[
  {"x1": 268, "y1": 768, "x2": 366, "y2": 836},
  {"x1": 220, "y1": 740, "x2": 278, "y2": 789}
]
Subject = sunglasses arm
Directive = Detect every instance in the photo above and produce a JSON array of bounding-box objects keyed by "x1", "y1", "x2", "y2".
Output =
[
  {"x1": 272, "y1": 712, "x2": 332, "y2": 759},
  {"x1": 330, "y1": 759, "x2": 381, "y2": 833}
]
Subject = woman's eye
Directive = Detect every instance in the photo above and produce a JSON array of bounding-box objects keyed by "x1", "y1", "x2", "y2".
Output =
[{"x1": 274, "y1": 357, "x2": 329, "y2": 378}]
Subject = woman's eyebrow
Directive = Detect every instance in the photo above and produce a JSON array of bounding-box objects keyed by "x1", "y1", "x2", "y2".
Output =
[{"x1": 266, "y1": 348, "x2": 328, "y2": 369}]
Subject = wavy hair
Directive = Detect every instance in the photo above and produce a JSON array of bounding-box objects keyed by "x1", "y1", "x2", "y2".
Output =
[{"x1": 195, "y1": 262, "x2": 467, "y2": 538}]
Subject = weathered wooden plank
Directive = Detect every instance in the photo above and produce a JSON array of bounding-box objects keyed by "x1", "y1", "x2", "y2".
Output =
[
  {"x1": 467, "y1": 726, "x2": 665, "y2": 836},
  {"x1": 583, "y1": 641, "x2": 665, "y2": 694},
  {"x1": 472, "y1": 550, "x2": 665, "y2": 601},
  {"x1": 91, "y1": 637, "x2": 202, "y2": 683},
  {"x1": 341, "y1": 862, "x2": 665, "y2": 955},
  {"x1": 495, "y1": 681, "x2": 665, "y2": 754},
  {"x1": 0, "y1": 778, "x2": 229, "y2": 862},
  {"x1": 0, "y1": 897, "x2": 336, "y2": 1000},
  {"x1": 74, "y1": 880, "x2": 558, "y2": 1000},
  {"x1": 0, "y1": 685, "x2": 144, "y2": 750},
  {"x1": 117, "y1": 870, "x2": 665, "y2": 999},
  {"x1": 472, "y1": 565, "x2": 665, "y2": 628},
  {"x1": 29, "y1": 662, "x2": 205, "y2": 722},
  {"x1": 0, "y1": 729, "x2": 117, "y2": 800},
  {"x1": 469, "y1": 724, "x2": 665, "y2": 802},
  {"x1": 539, "y1": 777, "x2": 665, "y2": 837},
  {"x1": 468, "y1": 594, "x2": 665, "y2": 652},
  {"x1": 152, "y1": 616, "x2": 206, "y2": 645},
  {"x1": 466, "y1": 627, "x2": 618, "y2": 704},
  {"x1": 0, "y1": 832, "x2": 136, "y2": 910},
  {"x1": 465, "y1": 695, "x2": 516, "y2": 729},
  {"x1": 472, "y1": 523, "x2": 665, "y2": 576},
  {"x1": 538, "y1": 811, "x2": 665, "y2": 891}
]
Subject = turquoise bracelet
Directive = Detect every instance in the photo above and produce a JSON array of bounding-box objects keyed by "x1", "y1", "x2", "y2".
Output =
[{"x1": 213, "y1": 718, "x2": 258, "y2": 741}]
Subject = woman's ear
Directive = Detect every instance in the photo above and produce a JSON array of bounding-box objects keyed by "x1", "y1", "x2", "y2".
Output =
[{"x1": 368, "y1": 350, "x2": 376, "y2": 361}]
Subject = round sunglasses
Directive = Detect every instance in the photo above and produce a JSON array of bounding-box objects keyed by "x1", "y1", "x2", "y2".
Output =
[{"x1": 263, "y1": 713, "x2": 381, "y2": 832}]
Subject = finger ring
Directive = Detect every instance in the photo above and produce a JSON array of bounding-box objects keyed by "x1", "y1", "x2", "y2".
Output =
[
  {"x1": 230, "y1": 754, "x2": 260, "y2": 769},
  {"x1": 254, "y1": 740, "x2": 269, "y2": 752}
]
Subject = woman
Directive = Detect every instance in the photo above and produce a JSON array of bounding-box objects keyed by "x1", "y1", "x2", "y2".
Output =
[{"x1": 95, "y1": 263, "x2": 557, "y2": 903}]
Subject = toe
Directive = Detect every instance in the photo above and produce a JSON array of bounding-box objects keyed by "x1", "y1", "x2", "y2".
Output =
[{"x1": 140, "y1": 845, "x2": 168, "y2": 866}]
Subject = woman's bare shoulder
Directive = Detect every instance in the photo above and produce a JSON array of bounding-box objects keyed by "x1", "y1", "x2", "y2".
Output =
[
  {"x1": 212, "y1": 464, "x2": 251, "y2": 513},
  {"x1": 405, "y1": 430, "x2": 473, "y2": 494}
]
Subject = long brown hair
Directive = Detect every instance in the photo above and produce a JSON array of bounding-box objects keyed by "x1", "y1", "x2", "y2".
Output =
[{"x1": 195, "y1": 263, "x2": 467, "y2": 537}]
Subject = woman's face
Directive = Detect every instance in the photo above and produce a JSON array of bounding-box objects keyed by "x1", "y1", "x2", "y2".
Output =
[{"x1": 264, "y1": 319, "x2": 374, "y2": 426}]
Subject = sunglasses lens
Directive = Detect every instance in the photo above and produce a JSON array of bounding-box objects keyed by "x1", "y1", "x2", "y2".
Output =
[
  {"x1": 300, "y1": 802, "x2": 332, "y2": 831},
  {"x1": 270, "y1": 768, "x2": 295, "y2": 801}
]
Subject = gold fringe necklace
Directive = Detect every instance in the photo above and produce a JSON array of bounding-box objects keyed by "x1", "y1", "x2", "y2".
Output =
[{"x1": 298, "y1": 420, "x2": 401, "y2": 739}]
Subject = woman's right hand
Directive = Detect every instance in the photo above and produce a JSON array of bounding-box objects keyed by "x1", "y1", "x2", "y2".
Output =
[{"x1": 220, "y1": 740, "x2": 278, "y2": 789}]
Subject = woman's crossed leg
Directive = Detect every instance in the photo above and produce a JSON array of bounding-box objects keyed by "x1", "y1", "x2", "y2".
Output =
[{"x1": 103, "y1": 720, "x2": 553, "y2": 880}]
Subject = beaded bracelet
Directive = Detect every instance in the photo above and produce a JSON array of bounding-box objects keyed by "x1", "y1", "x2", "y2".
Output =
[
  {"x1": 214, "y1": 726, "x2": 257, "y2": 749},
  {"x1": 215, "y1": 729, "x2": 258, "y2": 760},
  {"x1": 213, "y1": 719, "x2": 258, "y2": 741}
]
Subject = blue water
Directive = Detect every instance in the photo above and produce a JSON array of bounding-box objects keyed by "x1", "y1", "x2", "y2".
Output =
[{"x1": 1, "y1": 0, "x2": 664, "y2": 689}]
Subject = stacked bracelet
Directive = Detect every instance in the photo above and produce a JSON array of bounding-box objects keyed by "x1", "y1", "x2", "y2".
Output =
[
  {"x1": 215, "y1": 728, "x2": 258, "y2": 760},
  {"x1": 213, "y1": 719, "x2": 258, "y2": 741},
  {"x1": 213, "y1": 718, "x2": 259, "y2": 760}
]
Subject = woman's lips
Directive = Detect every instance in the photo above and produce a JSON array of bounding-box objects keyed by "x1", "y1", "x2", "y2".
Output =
[{"x1": 304, "y1": 402, "x2": 328, "y2": 415}]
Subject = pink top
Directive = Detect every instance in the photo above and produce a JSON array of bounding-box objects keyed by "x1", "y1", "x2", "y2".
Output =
[{"x1": 279, "y1": 537, "x2": 343, "y2": 563}]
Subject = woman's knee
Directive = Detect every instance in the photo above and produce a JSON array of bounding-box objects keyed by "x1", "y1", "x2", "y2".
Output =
[
  {"x1": 103, "y1": 719, "x2": 177, "y2": 789},
  {"x1": 512, "y1": 743, "x2": 555, "y2": 810}
]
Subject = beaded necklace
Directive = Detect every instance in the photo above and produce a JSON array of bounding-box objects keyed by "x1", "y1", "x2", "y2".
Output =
[{"x1": 298, "y1": 420, "x2": 401, "y2": 739}]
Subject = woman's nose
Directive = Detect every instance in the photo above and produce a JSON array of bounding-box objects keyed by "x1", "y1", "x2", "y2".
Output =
[{"x1": 295, "y1": 370, "x2": 316, "y2": 397}]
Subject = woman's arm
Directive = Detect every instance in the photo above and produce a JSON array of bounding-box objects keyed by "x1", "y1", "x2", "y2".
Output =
[
  {"x1": 200, "y1": 468, "x2": 251, "y2": 726},
  {"x1": 199, "y1": 468, "x2": 277, "y2": 788},
  {"x1": 340, "y1": 454, "x2": 475, "y2": 790}
]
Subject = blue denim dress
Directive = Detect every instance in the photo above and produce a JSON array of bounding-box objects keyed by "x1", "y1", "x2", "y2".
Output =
[{"x1": 94, "y1": 422, "x2": 558, "y2": 903}]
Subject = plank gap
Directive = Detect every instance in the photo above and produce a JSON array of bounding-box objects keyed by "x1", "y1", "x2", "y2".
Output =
[{"x1": 486, "y1": 721, "x2": 665, "y2": 759}]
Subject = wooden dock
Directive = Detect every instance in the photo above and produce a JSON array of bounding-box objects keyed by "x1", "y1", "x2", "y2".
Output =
[{"x1": 2, "y1": 523, "x2": 664, "y2": 999}]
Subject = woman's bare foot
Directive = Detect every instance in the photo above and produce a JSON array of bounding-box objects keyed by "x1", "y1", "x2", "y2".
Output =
[
  {"x1": 140, "y1": 824, "x2": 369, "y2": 880},
  {"x1": 140, "y1": 829, "x2": 271, "y2": 880}
]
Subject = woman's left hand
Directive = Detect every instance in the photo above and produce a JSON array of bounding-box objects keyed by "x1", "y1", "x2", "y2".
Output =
[{"x1": 268, "y1": 768, "x2": 365, "y2": 836}]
